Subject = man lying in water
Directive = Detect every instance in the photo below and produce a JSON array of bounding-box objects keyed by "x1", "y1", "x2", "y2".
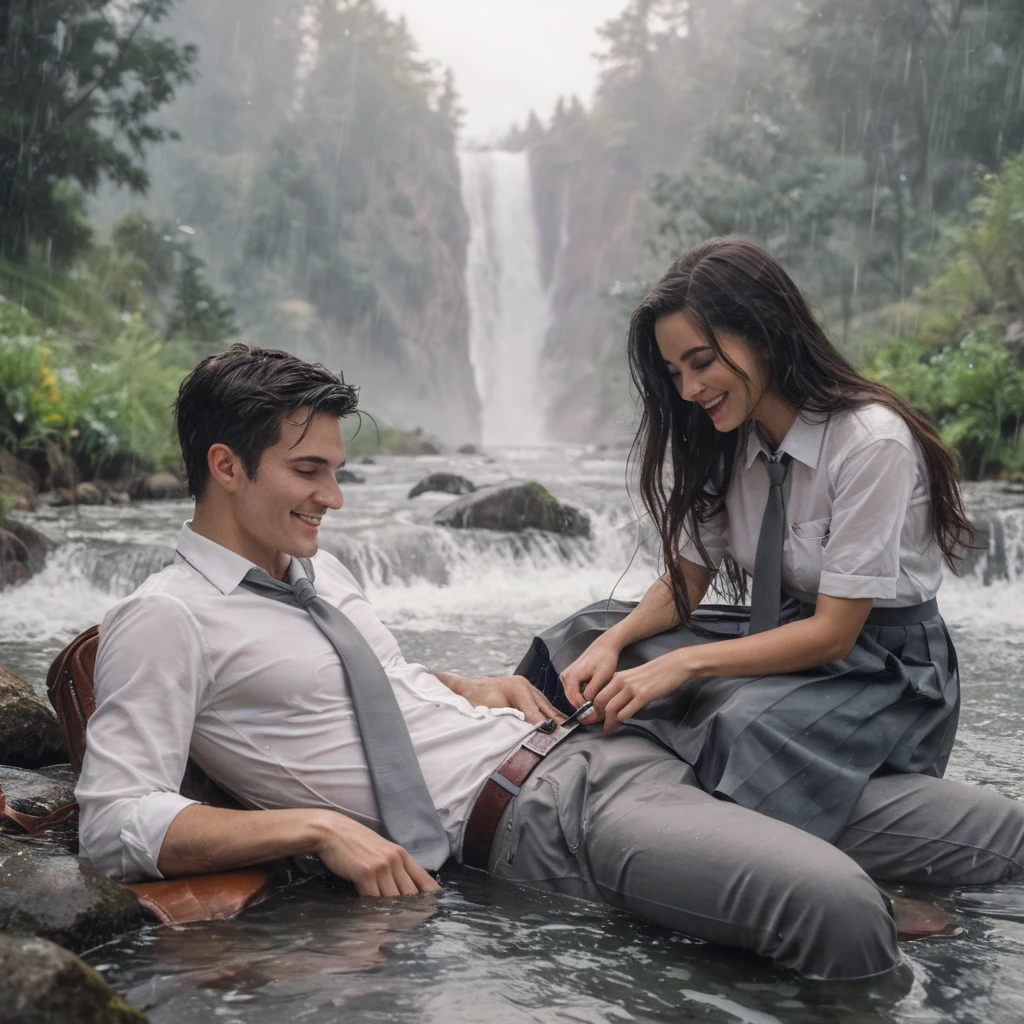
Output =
[{"x1": 77, "y1": 344, "x2": 1024, "y2": 982}]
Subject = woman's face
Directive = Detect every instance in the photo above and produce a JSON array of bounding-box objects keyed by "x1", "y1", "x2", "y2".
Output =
[{"x1": 654, "y1": 311, "x2": 771, "y2": 434}]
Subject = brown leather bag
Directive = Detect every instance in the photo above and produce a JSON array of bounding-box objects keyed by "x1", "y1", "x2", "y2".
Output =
[
  {"x1": 45, "y1": 625, "x2": 99, "y2": 772},
  {"x1": 37, "y1": 624, "x2": 276, "y2": 924}
]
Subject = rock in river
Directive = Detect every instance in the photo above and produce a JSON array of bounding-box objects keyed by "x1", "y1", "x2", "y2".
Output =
[
  {"x1": 0, "y1": 668, "x2": 67, "y2": 769},
  {"x1": 408, "y1": 472, "x2": 476, "y2": 499},
  {"x1": 0, "y1": 765, "x2": 77, "y2": 824},
  {"x1": 432, "y1": 481, "x2": 590, "y2": 538},
  {"x1": 0, "y1": 933, "x2": 147, "y2": 1023},
  {"x1": 0, "y1": 834, "x2": 150, "y2": 953},
  {"x1": 128, "y1": 472, "x2": 187, "y2": 501},
  {"x1": 0, "y1": 519, "x2": 53, "y2": 588}
]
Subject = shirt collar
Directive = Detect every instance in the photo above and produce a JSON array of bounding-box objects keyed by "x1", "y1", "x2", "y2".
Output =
[
  {"x1": 174, "y1": 522, "x2": 310, "y2": 595},
  {"x1": 743, "y1": 412, "x2": 828, "y2": 470}
]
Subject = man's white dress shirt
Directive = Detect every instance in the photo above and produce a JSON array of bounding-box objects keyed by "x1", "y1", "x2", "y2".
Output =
[
  {"x1": 679, "y1": 403, "x2": 944, "y2": 606},
  {"x1": 77, "y1": 523, "x2": 533, "y2": 882}
]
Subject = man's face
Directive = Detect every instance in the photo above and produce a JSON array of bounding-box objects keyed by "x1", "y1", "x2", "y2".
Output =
[{"x1": 231, "y1": 409, "x2": 346, "y2": 573}]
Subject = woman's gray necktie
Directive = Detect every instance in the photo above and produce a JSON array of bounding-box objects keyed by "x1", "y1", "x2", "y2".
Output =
[
  {"x1": 239, "y1": 561, "x2": 451, "y2": 870},
  {"x1": 748, "y1": 452, "x2": 792, "y2": 635}
]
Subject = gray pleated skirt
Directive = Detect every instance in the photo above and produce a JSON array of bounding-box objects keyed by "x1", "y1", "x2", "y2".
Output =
[{"x1": 516, "y1": 595, "x2": 960, "y2": 844}]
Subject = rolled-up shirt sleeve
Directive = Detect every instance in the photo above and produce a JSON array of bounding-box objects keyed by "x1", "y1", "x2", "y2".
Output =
[
  {"x1": 679, "y1": 507, "x2": 729, "y2": 569},
  {"x1": 818, "y1": 438, "x2": 917, "y2": 600},
  {"x1": 76, "y1": 593, "x2": 211, "y2": 881}
]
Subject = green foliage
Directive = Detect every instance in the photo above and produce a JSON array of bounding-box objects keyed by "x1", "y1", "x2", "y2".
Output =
[
  {"x1": 871, "y1": 328, "x2": 1024, "y2": 478},
  {"x1": 922, "y1": 152, "x2": 1024, "y2": 327},
  {"x1": 0, "y1": 222, "x2": 236, "y2": 484},
  {"x1": 0, "y1": 312, "x2": 69, "y2": 455},
  {"x1": 866, "y1": 152, "x2": 1024, "y2": 478},
  {"x1": 68, "y1": 318, "x2": 185, "y2": 476},
  {"x1": 343, "y1": 417, "x2": 438, "y2": 457},
  {"x1": 166, "y1": 253, "x2": 237, "y2": 352},
  {"x1": 0, "y1": 0, "x2": 197, "y2": 263}
]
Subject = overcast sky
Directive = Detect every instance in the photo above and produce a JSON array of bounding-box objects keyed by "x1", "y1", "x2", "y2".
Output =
[{"x1": 379, "y1": 0, "x2": 627, "y2": 143}]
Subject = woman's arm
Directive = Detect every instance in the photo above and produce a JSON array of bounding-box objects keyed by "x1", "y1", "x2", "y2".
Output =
[
  {"x1": 561, "y1": 558, "x2": 711, "y2": 707},
  {"x1": 589, "y1": 592, "x2": 873, "y2": 731}
]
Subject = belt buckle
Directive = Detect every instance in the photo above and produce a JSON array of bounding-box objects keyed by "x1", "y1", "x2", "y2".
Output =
[{"x1": 522, "y1": 722, "x2": 571, "y2": 757}]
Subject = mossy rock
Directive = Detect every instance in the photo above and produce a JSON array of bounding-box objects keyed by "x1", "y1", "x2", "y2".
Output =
[
  {"x1": 432, "y1": 481, "x2": 591, "y2": 537},
  {"x1": 0, "y1": 933, "x2": 147, "y2": 1023},
  {"x1": 0, "y1": 668, "x2": 67, "y2": 769},
  {"x1": 0, "y1": 835, "x2": 150, "y2": 953}
]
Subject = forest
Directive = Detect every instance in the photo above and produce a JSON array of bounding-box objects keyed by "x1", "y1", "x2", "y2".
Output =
[{"x1": 2, "y1": 0, "x2": 1023, "y2": 519}]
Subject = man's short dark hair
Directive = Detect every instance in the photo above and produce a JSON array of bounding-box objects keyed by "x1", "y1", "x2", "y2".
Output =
[{"x1": 175, "y1": 343, "x2": 360, "y2": 498}]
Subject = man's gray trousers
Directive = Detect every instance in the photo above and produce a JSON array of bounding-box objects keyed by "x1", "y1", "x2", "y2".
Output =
[{"x1": 486, "y1": 730, "x2": 1024, "y2": 981}]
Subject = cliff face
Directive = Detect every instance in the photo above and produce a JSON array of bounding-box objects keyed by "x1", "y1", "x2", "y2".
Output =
[
  {"x1": 531, "y1": 125, "x2": 648, "y2": 443},
  {"x1": 292, "y1": 121, "x2": 480, "y2": 445},
  {"x1": 93, "y1": 0, "x2": 481, "y2": 445}
]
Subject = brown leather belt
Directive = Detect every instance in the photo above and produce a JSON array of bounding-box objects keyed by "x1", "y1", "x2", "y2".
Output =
[{"x1": 461, "y1": 720, "x2": 578, "y2": 871}]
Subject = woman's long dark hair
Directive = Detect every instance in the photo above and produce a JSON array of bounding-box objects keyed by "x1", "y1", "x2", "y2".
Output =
[{"x1": 628, "y1": 237, "x2": 974, "y2": 623}]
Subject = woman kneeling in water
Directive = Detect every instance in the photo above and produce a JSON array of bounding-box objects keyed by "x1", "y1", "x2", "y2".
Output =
[{"x1": 525, "y1": 236, "x2": 1024, "y2": 879}]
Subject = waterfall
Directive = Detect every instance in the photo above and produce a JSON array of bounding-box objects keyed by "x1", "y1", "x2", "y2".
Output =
[{"x1": 459, "y1": 150, "x2": 552, "y2": 447}]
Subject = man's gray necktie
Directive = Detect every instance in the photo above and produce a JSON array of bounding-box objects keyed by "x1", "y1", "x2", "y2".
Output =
[
  {"x1": 748, "y1": 453, "x2": 792, "y2": 635},
  {"x1": 239, "y1": 561, "x2": 451, "y2": 870}
]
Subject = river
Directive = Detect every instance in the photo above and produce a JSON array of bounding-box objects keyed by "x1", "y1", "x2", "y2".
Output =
[{"x1": 1, "y1": 447, "x2": 1023, "y2": 1023}]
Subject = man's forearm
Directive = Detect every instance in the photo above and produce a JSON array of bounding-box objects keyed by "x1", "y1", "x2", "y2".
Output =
[
  {"x1": 157, "y1": 802, "x2": 441, "y2": 895},
  {"x1": 157, "y1": 803, "x2": 335, "y2": 877}
]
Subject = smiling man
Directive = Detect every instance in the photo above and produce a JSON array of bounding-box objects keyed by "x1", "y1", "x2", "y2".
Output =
[{"x1": 76, "y1": 343, "x2": 956, "y2": 982}]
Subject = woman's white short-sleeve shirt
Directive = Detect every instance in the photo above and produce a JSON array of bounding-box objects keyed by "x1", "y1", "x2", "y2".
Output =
[{"x1": 679, "y1": 404, "x2": 944, "y2": 607}]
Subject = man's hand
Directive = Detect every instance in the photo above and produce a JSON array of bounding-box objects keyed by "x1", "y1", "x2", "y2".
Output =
[
  {"x1": 315, "y1": 812, "x2": 441, "y2": 896},
  {"x1": 158, "y1": 804, "x2": 441, "y2": 897},
  {"x1": 435, "y1": 672, "x2": 565, "y2": 725}
]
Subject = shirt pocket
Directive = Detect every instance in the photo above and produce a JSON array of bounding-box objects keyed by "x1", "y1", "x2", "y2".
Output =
[
  {"x1": 786, "y1": 517, "x2": 831, "y2": 595},
  {"x1": 790, "y1": 517, "x2": 832, "y2": 542}
]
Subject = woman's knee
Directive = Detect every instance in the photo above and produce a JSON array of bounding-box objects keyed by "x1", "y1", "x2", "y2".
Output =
[{"x1": 841, "y1": 774, "x2": 1024, "y2": 885}]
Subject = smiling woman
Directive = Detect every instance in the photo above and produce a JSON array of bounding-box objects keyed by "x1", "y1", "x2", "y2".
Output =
[{"x1": 522, "y1": 236, "x2": 1024, "y2": 904}]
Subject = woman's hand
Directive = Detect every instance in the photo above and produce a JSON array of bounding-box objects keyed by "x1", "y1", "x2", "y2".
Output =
[
  {"x1": 587, "y1": 650, "x2": 698, "y2": 733},
  {"x1": 560, "y1": 635, "x2": 623, "y2": 708}
]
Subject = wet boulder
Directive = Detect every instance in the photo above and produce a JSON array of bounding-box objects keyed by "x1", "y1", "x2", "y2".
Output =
[
  {"x1": 0, "y1": 668, "x2": 67, "y2": 769},
  {"x1": 336, "y1": 468, "x2": 366, "y2": 484},
  {"x1": 457, "y1": 443, "x2": 479, "y2": 455},
  {"x1": 408, "y1": 472, "x2": 476, "y2": 499},
  {"x1": 3, "y1": 519, "x2": 52, "y2": 574},
  {"x1": 0, "y1": 449, "x2": 39, "y2": 511},
  {"x1": 0, "y1": 835, "x2": 151, "y2": 953},
  {"x1": 0, "y1": 765, "x2": 77, "y2": 826},
  {"x1": 73, "y1": 482, "x2": 104, "y2": 506},
  {"x1": 0, "y1": 933, "x2": 147, "y2": 1023},
  {"x1": 1, "y1": 520, "x2": 53, "y2": 589},
  {"x1": 432, "y1": 481, "x2": 591, "y2": 538},
  {"x1": 35, "y1": 489, "x2": 74, "y2": 508},
  {"x1": 128, "y1": 472, "x2": 187, "y2": 502}
]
